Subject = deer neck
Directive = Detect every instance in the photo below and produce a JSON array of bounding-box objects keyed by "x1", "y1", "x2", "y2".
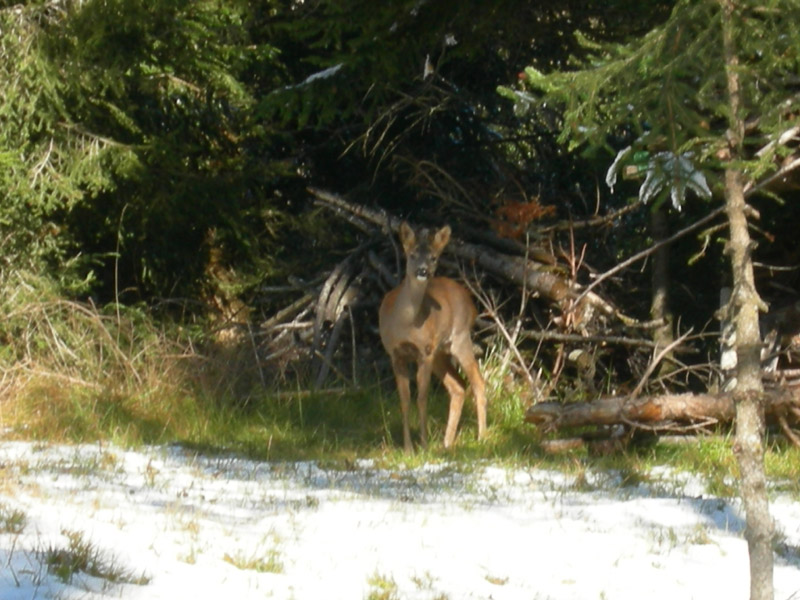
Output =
[{"x1": 395, "y1": 275, "x2": 432, "y2": 325}]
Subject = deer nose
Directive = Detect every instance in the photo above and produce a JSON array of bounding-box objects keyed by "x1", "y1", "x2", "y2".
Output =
[{"x1": 415, "y1": 266, "x2": 430, "y2": 280}]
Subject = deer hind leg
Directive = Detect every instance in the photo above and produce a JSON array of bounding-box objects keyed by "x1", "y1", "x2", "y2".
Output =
[
  {"x1": 452, "y1": 337, "x2": 488, "y2": 441},
  {"x1": 433, "y1": 354, "x2": 467, "y2": 449},
  {"x1": 391, "y1": 357, "x2": 414, "y2": 452},
  {"x1": 415, "y1": 357, "x2": 436, "y2": 449}
]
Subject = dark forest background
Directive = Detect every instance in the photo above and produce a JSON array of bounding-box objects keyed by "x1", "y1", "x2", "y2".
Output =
[{"x1": 2, "y1": 0, "x2": 800, "y2": 432}]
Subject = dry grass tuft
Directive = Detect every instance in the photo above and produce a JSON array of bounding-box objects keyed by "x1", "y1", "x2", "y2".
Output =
[
  {"x1": 0, "y1": 272, "x2": 216, "y2": 444},
  {"x1": 40, "y1": 528, "x2": 150, "y2": 585}
]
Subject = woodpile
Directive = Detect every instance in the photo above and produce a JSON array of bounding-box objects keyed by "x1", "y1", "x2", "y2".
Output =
[
  {"x1": 258, "y1": 187, "x2": 661, "y2": 389},
  {"x1": 256, "y1": 188, "x2": 800, "y2": 450}
]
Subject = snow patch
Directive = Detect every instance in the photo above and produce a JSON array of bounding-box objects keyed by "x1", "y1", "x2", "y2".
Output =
[{"x1": 1, "y1": 442, "x2": 799, "y2": 599}]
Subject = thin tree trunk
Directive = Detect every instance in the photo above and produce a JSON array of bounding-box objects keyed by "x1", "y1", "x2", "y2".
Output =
[
  {"x1": 650, "y1": 206, "x2": 674, "y2": 376},
  {"x1": 725, "y1": 167, "x2": 774, "y2": 600},
  {"x1": 720, "y1": 1, "x2": 774, "y2": 597}
]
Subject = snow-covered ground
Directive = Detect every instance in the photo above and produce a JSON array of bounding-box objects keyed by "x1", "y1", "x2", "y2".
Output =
[{"x1": 1, "y1": 441, "x2": 800, "y2": 600}]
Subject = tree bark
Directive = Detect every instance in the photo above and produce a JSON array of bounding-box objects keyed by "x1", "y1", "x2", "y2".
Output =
[
  {"x1": 650, "y1": 206, "x2": 674, "y2": 376},
  {"x1": 526, "y1": 392, "x2": 735, "y2": 429},
  {"x1": 720, "y1": 1, "x2": 774, "y2": 597},
  {"x1": 524, "y1": 388, "x2": 800, "y2": 431},
  {"x1": 308, "y1": 186, "x2": 617, "y2": 319},
  {"x1": 725, "y1": 166, "x2": 774, "y2": 600}
]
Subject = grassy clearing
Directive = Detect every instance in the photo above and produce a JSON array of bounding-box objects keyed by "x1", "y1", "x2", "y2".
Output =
[
  {"x1": 2, "y1": 272, "x2": 800, "y2": 495},
  {"x1": 0, "y1": 273, "x2": 535, "y2": 463}
]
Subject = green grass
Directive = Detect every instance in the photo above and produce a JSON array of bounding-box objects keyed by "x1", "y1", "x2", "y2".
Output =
[
  {"x1": 7, "y1": 364, "x2": 800, "y2": 498},
  {"x1": 3, "y1": 272, "x2": 800, "y2": 495},
  {"x1": 0, "y1": 343, "x2": 537, "y2": 464},
  {"x1": 7, "y1": 344, "x2": 800, "y2": 499}
]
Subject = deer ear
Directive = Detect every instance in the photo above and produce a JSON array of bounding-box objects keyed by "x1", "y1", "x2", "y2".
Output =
[
  {"x1": 432, "y1": 225, "x2": 451, "y2": 253},
  {"x1": 399, "y1": 221, "x2": 416, "y2": 252}
]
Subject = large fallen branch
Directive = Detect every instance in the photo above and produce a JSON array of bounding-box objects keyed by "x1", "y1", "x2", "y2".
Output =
[
  {"x1": 526, "y1": 386, "x2": 800, "y2": 444},
  {"x1": 526, "y1": 393, "x2": 736, "y2": 429},
  {"x1": 256, "y1": 188, "x2": 688, "y2": 388},
  {"x1": 308, "y1": 187, "x2": 641, "y2": 326}
]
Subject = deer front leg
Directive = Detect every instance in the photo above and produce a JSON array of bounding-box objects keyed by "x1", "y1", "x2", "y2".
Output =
[{"x1": 391, "y1": 357, "x2": 414, "y2": 452}]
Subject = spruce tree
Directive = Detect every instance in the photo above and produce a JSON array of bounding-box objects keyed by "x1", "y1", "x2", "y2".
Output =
[
  {"x1": 503, "y1": 1, "x2": 800, "y2": 597},
  {"x1": 0, "y1": 1, "x2": 288, "y2": 300}
]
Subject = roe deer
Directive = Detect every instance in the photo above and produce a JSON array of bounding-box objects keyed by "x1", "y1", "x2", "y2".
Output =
[{"x1": 379, "y1": 222, "x2": 487, "y2": 452}]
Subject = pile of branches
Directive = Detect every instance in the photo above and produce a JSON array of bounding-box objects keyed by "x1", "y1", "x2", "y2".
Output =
[
  {"x1": 257, "y1": 189, "x2": 691, "y2": 389},
  {"x1": 253, "y1": 188, "x2": 800, "y2": 448}
]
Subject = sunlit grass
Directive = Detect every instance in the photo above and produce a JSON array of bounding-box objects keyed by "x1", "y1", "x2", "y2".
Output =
[
  {"x1": 2, "y1": 272, "x2": 800, "y2": 495},
  {"x1": 7, "y1": 363, "x2": 800, "y2": 498},
  {"x1": 8, "y1": 354, "x2": 800, "y2": 500}
]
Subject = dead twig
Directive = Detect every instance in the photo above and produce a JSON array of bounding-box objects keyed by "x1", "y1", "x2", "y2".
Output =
[
  {"x1": 574, "y1": 206, "x2": 727, "y2": 306},
  {"x1": 778, "y1": 413, "x2": 800, "y2": 447},
  {"x1": 261, "y1": 294, "x2": 313, "y2": 332},
  {"x1": 628, "y1": 328, "x2": 694, "y2": 400}
]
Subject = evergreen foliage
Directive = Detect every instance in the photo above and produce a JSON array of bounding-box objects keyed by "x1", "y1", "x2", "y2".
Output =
[
  {"x1": 258, "y1": 1, "x2": 673, "y2": 218},
  {"x1": 0, "y1": 0, "x2": 294, "y2": 302},
  {"x1": 502, "y1": 0, "x2": 800, "y2": 200},
  {"x1": 0, "y1": 0, "x2": 675, "y2": 307},
  {"x1": 502, "y1": 3, "x2": 800, "y2": 596}
]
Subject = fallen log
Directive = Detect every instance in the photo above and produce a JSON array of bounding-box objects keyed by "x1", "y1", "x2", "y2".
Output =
[
  {"x1": 526, "y1": 387, "x2": 800, "y2": 439},
  {"x1": 308, "y1": 187, "x2": 642, "y2": 327},
  {"x1": 527, "y1": 393, "x2": 735, "y2": 430},
  {"x1": 308, "y1": 187, "x2": 572, "y2": 303}
]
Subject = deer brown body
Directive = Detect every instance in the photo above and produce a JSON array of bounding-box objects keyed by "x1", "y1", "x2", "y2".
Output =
[{"x1": 379, "y1": 222, "x2": 487, "y2": 452}]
